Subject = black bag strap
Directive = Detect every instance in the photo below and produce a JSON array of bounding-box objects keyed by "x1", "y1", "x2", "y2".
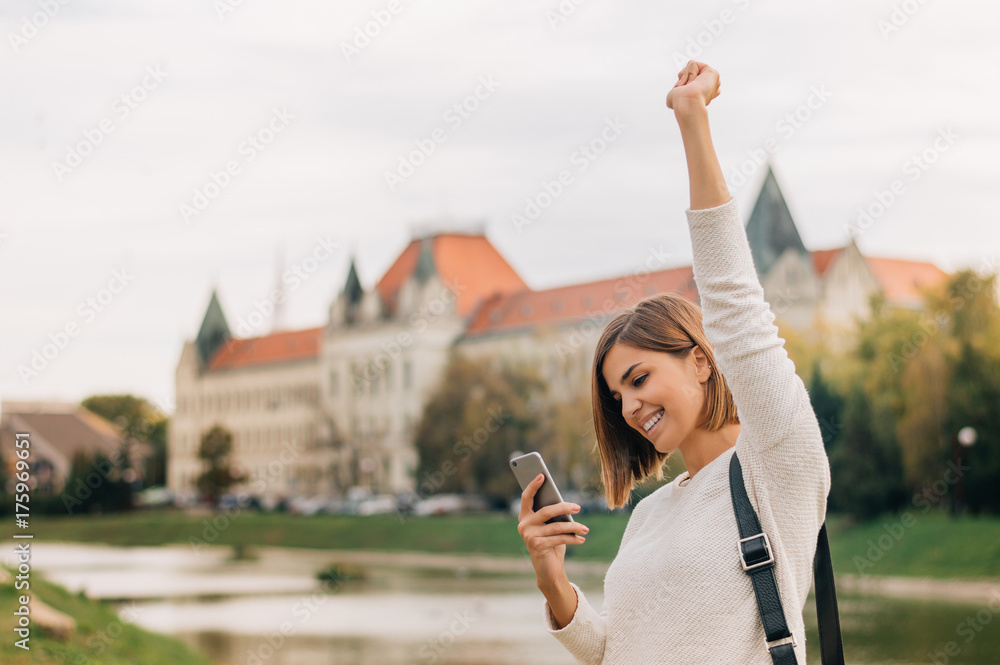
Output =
[{"x1": 729, "y1": 452, "x2": 845, "y2": 665}]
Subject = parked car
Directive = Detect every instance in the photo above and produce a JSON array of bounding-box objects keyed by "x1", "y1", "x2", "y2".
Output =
[
  {"x1": 287, "y1": 495, "x2": 326, "y2": 515},
  {"x1": 413, "y1": 494, "x2": 489, "y2": 515},
  {"x1": 413, "y1": 493, "x2": 466, "y2": 516},
  {"x1": 356, "y1": 493, "x2": 398, "y2": 515},
  {"x1": 135, "y1": 487, "x2": 174, "y2": 508}
]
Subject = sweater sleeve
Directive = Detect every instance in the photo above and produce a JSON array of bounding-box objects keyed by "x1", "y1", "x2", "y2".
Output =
[
  {"x1": 684, "y1": 197, "x2": 813, "y2": 450},
  {"x1": 541, "y1": 581, "x2": 607, "y2": 665}
]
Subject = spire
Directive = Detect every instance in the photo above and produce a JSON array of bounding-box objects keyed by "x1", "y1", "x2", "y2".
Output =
[
  {"x1": 342, "y1": 256, "x2": 363, "y2": 305},
  {"x1": 195, "y1": 290, "x2": 231, "y2": 366},
  {"x1": 745, "y1": 164, "x2": 808, "y2": 277},
  {"x1": 271, "y1": 243, "x2": 287, "y2": 333}
]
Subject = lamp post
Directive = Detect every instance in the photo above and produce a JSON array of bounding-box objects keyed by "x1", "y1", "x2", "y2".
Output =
[{"x1": 952, "y1": 426, "x2": 977, "y2": 517}]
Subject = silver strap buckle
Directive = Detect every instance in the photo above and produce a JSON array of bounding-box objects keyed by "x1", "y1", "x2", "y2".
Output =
[
  {"x1": 766, "y1": 633, "x2": 798, "y2": 650},
  {"x1": 738, "y1": 532, "x2": 774, "y2": 571}
]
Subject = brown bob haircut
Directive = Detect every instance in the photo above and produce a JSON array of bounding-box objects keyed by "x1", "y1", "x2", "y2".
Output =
[{"x1": 591, "y1": 293, "x2": 739, "y2": 510}]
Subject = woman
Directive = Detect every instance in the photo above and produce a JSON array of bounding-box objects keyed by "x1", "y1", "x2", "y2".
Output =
[{"x1": 516, "y1": 60, "x2": 831, "y2": 664}]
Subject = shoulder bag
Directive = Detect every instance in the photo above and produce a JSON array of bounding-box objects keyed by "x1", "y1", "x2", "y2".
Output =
[{"x1": 729, "y1": 452, "x2": 846, "y2": 665}]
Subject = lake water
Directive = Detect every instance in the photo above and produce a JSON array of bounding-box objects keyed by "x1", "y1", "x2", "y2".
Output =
[{"x1": 7, "y1": 543, "x2": 1000, "y2": 665}]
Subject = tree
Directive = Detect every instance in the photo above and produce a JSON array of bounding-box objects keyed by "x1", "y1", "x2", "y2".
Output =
[
  {"x1": 823, "y1": 268, "x2": 1000, "y2": 520},
  {"x1": 59, "y1": 451, "x2": 132, "y2": 515},
  {"x1": 829, "y1": 385, "x2": 906, "y2": 520},
  {"x1": 545, "y1": 392, "x2": 603, "y2": 494},
  {"x1": 81, "y1": 393, "x2": 169, "y2": 487},
  {"x1": 826, "y1": 292, "x2": 912, "y2": 520},
  {"x1": 196, "y1": 425, "x2": 242, "y2": 506},
  {"x1": 930, "y1": 270, "x2": 1000, "y2": 515},
  {"x1": 413, "y1": 351, "x2": 547, "y2": 504},
  {"x1": 808, "y1": 361, "x2": 845, "y2": 454}
]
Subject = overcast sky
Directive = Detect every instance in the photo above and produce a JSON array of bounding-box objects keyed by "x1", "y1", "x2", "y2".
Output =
[{"x1": 1, "y1": 0, "x2": 997, "y2": 413}]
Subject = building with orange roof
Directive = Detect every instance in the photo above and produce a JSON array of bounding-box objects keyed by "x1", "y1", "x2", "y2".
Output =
[
  {"x1": 169, "y1": 292, "x2": 330, "y2": 501},
  {"x1": 168, "y1": 166, "x2": 949, "y2": 499}
]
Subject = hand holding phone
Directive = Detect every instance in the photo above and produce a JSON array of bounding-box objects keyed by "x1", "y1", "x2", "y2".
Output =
[
  {"x1": 511, "y1": 452, "x2": 591, "y2": 590},
  {"x1": 510, "y1": 451, "x2": 574, "y2": 524}
]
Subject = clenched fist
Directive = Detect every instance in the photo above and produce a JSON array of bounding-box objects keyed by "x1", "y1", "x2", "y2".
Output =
[{"x1": 666, "y1": 60, "x2": 721, "y2": 111}]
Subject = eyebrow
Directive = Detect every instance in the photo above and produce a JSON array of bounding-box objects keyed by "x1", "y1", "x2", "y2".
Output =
[{"x1": 619, "y1": 362, "x2": 642, "y2": 385}]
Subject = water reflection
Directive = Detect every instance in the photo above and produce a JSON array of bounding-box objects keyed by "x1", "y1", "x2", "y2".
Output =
[{"x1": 8, "y1": 543, "x2": 998, "y2": 665}]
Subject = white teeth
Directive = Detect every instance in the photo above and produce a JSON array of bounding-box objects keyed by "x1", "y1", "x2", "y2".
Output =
[{"x1": 643, "y1": 408, "x2": 664, "y2": 432}]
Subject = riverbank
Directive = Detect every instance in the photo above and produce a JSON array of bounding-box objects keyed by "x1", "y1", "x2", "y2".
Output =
[
  {"x1": 29, "y1": 509, "x2": 1000, "y2": 582},
  {"x1": 200, "y1": 543, "x2": 1000, "y2": 606},
  {"x1": 0, "y1": 564, "x2": 214, "y2": 665}
]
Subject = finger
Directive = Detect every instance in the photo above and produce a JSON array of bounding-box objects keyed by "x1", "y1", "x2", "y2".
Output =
[
  {"x1": 528, "y1": 532, "x2": 587, "y2": 550},
  {"x1": 522, "y1": 518, "x2": 587, "y2": 543},
  {"x1": 519, "y1": 473, "x2": 544, "y2": 517},
  {"x1": 536, "y1": 520, "x2": 589, "y2": 538},
  {"x1": 533, "y1": 500, "x2": 581, "y2": 524}
]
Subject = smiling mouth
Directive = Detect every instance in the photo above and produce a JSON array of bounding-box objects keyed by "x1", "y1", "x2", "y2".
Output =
[{"x1": 643, "y1": 408, "x2": 665, "y2": 434}]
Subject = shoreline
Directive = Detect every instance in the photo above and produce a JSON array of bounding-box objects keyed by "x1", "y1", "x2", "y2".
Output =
[{"x1": 34, "y1": 540, "x2": 1000, "y2": 606}]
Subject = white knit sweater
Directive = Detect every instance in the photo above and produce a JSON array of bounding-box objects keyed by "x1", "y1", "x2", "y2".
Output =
[{"x1": 542, "y1": 197, "x2": 832, "y2": 664}]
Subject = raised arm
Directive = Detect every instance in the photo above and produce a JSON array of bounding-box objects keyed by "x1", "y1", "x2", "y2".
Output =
[
  {"x1": 666, "y1": 61, "x2": 729, "y2": 210},
  {"x1": 668, "y1": 61, "x2": 814, "y2": 448}
]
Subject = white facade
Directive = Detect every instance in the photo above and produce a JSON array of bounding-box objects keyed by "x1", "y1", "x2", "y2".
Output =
[{"x1": 169, "y1": 337, "x2": 332, "y2": 501}]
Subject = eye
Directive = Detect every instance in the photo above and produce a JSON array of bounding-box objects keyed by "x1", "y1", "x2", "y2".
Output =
[{"x1": 611, "y1": 373, "x2": 647, "y2": 402}]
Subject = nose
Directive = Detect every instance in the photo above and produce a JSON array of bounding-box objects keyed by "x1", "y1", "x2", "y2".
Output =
[{"x1": 622, "y1": 393, "x2": 642, "y2": 426}]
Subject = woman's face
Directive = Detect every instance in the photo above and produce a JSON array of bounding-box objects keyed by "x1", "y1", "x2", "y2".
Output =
[{"x1": 601, "y1": 342, "x2": 710, "y2": 455}]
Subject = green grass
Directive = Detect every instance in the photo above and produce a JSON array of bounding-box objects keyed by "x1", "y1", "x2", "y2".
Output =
[
  {"x1": 27, "y1": 508, "x2": 1000, "y2": 581},
  {"x1": 824, "y1": 511, "x2": 1000, "y2": 580},
  {"x1": 0, "y1": 567, "x2": 214, "y2": 665},
  {"x1": 29, "y1": 509, "x2": 627, "y2": 560}
]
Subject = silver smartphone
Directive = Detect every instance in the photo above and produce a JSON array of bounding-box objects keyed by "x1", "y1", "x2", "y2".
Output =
[{"x1": 509, "y1": 451, "x2": 574, "y2": 524}]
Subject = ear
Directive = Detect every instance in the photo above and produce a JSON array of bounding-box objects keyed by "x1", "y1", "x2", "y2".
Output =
[{"x1": 690, "y1": 345, "x2": 712, "y2": 383}]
